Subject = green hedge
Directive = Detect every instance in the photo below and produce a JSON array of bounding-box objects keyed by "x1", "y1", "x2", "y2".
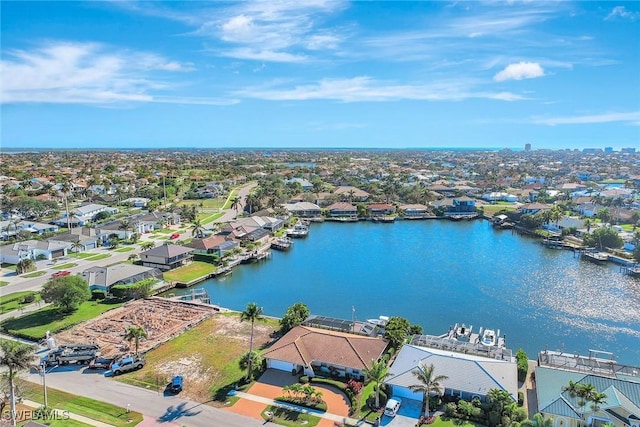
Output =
[
  {"x1": 274, "y1": 396, "x2": 327, "y2": 412},
  {"x1": 193, "y1": 253, "x2": 219, "y2": 264},
  {"x1": 516, "y1": 348, "x2": 528, "y2": 382},
  {"x1": 310, "y1": 377, "x2": 358, "y2": 412}
]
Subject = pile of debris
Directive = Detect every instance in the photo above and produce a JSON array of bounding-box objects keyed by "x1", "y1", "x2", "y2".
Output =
[{"x1": 55, "y1": 297, "x2": 218, "y2": 357}]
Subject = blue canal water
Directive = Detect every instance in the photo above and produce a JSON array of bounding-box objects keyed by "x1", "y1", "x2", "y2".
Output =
[{"x1": 172, "y1": 220, "x2": 640, "y2": 365}]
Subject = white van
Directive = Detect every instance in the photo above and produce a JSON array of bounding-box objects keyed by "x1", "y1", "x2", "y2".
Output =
[{"x1": 384, "y1": 398, "x2": 402, "y2": 417}]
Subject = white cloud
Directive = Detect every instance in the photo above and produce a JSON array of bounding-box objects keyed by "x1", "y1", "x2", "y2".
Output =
[
  {"x1": 195, "y1": 1, "x2": 346, "y2": 62},
  {"x1": 532, "y1": 111, "x2": 640, "y2": 126},
  {"x1": 493, "y1": 62, "x2": 545, "y2": 82},
  {"x1": 605, "y1": 6, "x2": 640, "y2": 21},
  {"x1": 234, "y1": 76, "x2": 526, "y2": 102},
  {"x1": 0, "y1": 41, "x2": 226, "y2": 105}
]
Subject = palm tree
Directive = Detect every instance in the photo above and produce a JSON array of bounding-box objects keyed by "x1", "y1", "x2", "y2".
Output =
[
  {"x1": 240, "y1": 302, "x2": 264, "y2": 380},
  {"x1": 363, "y1": 359, "x2": 390, "y2": 409},
  {"x1": 70, "y1": 239, "x2": 82, "y2": 254},
  {"x1": 409, "y1": 362, "x2": 449, "y2": 417},
  {"x1": 589, "y1": 391, "x2": 607, "y2": 413},
  {"x1": 239, "y1": 351, "x2": 262, "y2": 382},
  {"x1": 140, "y1": 241, "x2": 155, "y2": 251},
  {"x1": 562, "y1": 380, "x2": 580, "y2": 397},
  {"x1": 124, "y1": 326, "x2": 148, "y2": 355},
  {"x1": 230, "y1": 196, "x2": 240, "y2": 213},
  {"x1": 191, "y1": 219, "x2": 205, "y2": 238},
  {"x1": 0, "y1": 340, "x2": 36, "y2": 426},
  {"x1": 532, "y1": 413, "x2": 553, "y2": 427}
]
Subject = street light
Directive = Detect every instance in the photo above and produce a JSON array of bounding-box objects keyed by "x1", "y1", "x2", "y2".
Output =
[{"x1": 38, "y1": 361, "x2": 58, "y2": 408}]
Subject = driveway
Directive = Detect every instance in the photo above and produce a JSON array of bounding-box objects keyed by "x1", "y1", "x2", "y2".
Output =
[
  {"x1": 225, "y1": 369, "x2": 350, "y2": 423},
  {"x1": 379, "y1": 398, "x2": 421, "y2": 427}
]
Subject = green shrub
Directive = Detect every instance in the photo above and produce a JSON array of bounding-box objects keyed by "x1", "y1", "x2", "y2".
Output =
[
  {"x1": 20, "y1": 294, "x2": 36, "y2": 304},
  {"x1": 518, "y1": 391, "x2": 524, "y2": 406},
  {"x1": 91, "y1": 290, "x2": 107, "y2": 301},
  {"x1": 274, "y1": 397, "x2": 327, "y2": 412},
  {"x1": 299, "y1": 376, "x2": 309, "y2": 384},
  {"x1": 516, "y1": 348, "x2": 529, "y2": 382},
  {"x1": 444, "y1": 402, "x2": 457, "y2": 417}
]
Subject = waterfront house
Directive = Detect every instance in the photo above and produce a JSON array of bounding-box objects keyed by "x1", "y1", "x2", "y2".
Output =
[
  {"x1": 386, "y1": 344, "x2": 517, "y2": 404},
  {"x1": 367, "y1": 203, "x2": 396, "y2": 217},
  {"x1": 451, "y1": 196, "x2": 477, "y2": 213},
  {"x1": 536, "y1": 350, "x2": 640, "y2": 427},
  {"x1": 261, "y1": 325, "x2": 387, "y2": 380},
  {"x1": 519, "y1": 202, "x2": 553, "y2": 215},
  {"x1": 228, "y1": 216, "x2": 285, "y2": 233},
  {"x1": 283, "y1": 202, "x2": 322, "y2": 218},
  {"x1": 186, "y1": 235, "x2": 240, "y2": 257},
  {"x1": 139, "y1": 244, "x2": 194, "y2": 271},
  {"x1": 82, "y1": 264, "x2": 162, "y2": 293},
  {"x1": 326, "y1": 202, "x2": 358, "y2": 219},
  {"x1": 399, "y1": 204, "x2": 430, "y2": 218}
]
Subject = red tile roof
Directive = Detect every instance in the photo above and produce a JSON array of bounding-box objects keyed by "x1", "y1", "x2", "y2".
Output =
[{"x1": 262, "y1": 326, "x2": 387, "y2": 370}]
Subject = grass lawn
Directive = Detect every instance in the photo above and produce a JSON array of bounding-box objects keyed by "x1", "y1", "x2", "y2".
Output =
[
  {"x1": 0, "y1": 281, "x2": 8, "y2": 287},
  {"x1": 1, "y1": 299, "x2": 123, "y2": 340},
  {"x1": 261, "y1": 405, "x2": 320, "y2": 427},
  {"x1": 357, "y1": 381, "x2": 381, "y2": 422},
  {"x1": 21, "y1": 271, "x2": 46, "y2": 278},
  {"x1": 1, "y1": 263, "x2": 18, "y2": 271},
  {"x1": 482, "y1": 204, "x2": 517, "y2": 216},
  {"x1": 84, "y1": 253, "x2": 112, "y2": 261},
  {"x1": 113, "y1": 247, "x2": 135, "y2": 252},
  {"x1": 199, "y1": 212, "x2": 225, "y2": 223},
  {"x1": 181, "y1": 198, "x2": 225, "y2": 209},
  {"x1": 52, "y1": 262, "x2": 78, "y2": 270},
  {"x1": 68, "y1": 252, "x2": 95, "y2": 259},
  {"x1": 117, "y1": 314, "x2": 279, "y2": 403},
  {"x1": 163, "y1": 261, "x2": 217, "y2": 283},
  {"x1": 18, "y1": 381, "x2": 143, "y2": 427},
  {"x1": 152, "y1": 228, "x2": 175, "y2": 234},
  {"x1": 0, "y1": 291, "x2": 41, "y2": 314}
]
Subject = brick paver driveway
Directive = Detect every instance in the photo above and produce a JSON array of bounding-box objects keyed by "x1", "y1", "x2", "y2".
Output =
[{"x1": 224, "y1": 369, "x2": 351, "y2": 424}]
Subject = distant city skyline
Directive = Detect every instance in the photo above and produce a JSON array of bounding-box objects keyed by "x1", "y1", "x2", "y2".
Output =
[{"x1": 1, "y1": 1, "x2": 639, "y2": 150}]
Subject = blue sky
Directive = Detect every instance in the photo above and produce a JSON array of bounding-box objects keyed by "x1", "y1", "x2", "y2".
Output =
[{"x1": 1, "y1": 1, "x2": 639, "y2": 150}]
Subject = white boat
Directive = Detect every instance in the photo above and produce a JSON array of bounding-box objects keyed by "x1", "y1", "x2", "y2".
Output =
[
  {"x1": 366, "y1": 315, "x2": 389, "y2": 327},
  {"x1": 287, "y1": 222, "x2": 309, "y2": 238},
  {"x1": 480, "y1": 328, "x2": 496, "y2": 346},
  {"x1": 454, "y1": 323, "x2": 473, "y2": 340}
]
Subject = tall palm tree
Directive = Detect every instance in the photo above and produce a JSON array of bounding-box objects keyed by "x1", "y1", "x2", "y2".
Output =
[
  {"x1": 409, "y1": 362, "x2": 449, "y2": 417},
  {"x1": 124, "y1": 326, "x2": 148, "y2": 355},
  {"x1": 0, "y1": 340, "x2": 36, "y2": 426},
  {"x1": 240, "y1": 302, "x2": 264, "y2": 380},
  {"x1": 363, "y1": 359, "x2": 390, "y2": 409},
  {"x1": 532, "y1": 413, "x2": 553, "y2": 427},
  {"x1": 70, "y1": 239, "x2": 82, "y2": 254},
  {"x1": 230, "y1": 196, "x2": 240, "y2": 213},
  {"x1": 191, "y1": 219, "x2": 205, "y2": 238}
]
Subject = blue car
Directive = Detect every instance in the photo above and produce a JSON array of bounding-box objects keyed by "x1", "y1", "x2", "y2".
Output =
[{"x1": 171, "y1": 375, "x2": 184, "y2": 393}]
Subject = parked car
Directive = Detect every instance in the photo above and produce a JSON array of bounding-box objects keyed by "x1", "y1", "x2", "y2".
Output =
[
  {"x1": 88, "y1": 357, "x2": 114, "y2": 370},
  {"x1": 170, "y1": 375, "x2": 184, "y2": 393},
  {"x1": 51, "y1": 270, "x2": 71, "y2": 278},
  {"x1": 110, "y1": 356, "x2": 145, "y2": 375},
  {"x1": 384, "y1": 398, "x2": 402, "y2": 417},
  {"x1": 169, "y1": 233, "x2": 180, "y2": 239}
]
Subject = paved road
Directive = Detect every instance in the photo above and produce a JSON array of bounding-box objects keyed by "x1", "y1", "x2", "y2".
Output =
[{"x1": 22, "y1": 366, "x2": 266, "y2": 427}]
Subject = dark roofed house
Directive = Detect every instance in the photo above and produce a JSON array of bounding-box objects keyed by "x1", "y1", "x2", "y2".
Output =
[
  {"x1": 262, "y1": 325, "x2": 387, "y2": 380},
  {"x1": 139, "y1": 244, "x2": 194, "y2": 271},
  {"x1": 367, "y1": 203, "x2": 396, "y2": 217},
  {"x1": 326, "y1": 202, "x2": 358, "y2": 219},
  {"x1": 186, "y1": 235, "x2": 240, "y2": 257},
  {"x1": 82, "y1": 263, "x2": 162, "y2": 293}
]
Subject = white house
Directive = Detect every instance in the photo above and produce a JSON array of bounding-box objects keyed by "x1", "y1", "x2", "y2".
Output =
[{"x1": 386, "y1": 344, "x2": 518, "y2": 404}]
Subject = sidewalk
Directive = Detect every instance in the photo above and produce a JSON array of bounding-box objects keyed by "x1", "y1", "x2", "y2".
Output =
[
  {"x1": 231, "y1": 390, "x2": 374, "y2": 426},
  {"x1": 0, "y1": 301, "x2": 52, "y2": 323}
]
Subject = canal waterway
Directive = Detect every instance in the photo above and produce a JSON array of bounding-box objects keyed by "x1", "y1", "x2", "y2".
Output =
[{"x1": 173, "y1": 220, "x2": 640, "y2": 365}]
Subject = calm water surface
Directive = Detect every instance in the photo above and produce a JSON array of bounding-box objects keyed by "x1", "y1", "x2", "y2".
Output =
[{"x1": 173, "y1": 220, "x2": 640, "y2": 364}]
